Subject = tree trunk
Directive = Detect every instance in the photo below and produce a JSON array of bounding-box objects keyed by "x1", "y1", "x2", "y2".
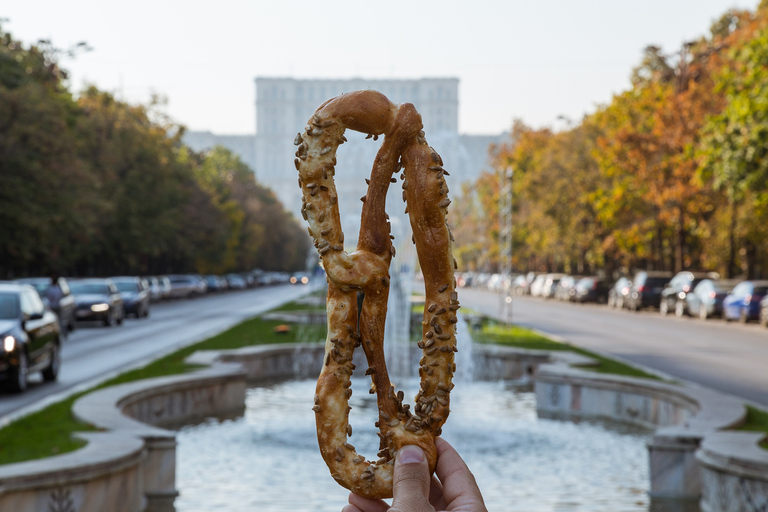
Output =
[{"x1": 728, "y1": 198, "x2": 738, "y2": 278}]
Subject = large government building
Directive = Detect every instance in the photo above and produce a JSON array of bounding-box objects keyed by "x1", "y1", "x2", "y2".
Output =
[{"x1": 184, "y1": 77, "x2": 507, "y2": 226}]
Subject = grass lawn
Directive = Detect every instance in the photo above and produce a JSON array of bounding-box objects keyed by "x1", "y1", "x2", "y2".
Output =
[
  {"x1": 738, "y1": 406, "x2": 768, "y2": 449},
  {"x1": 0, "y1": 296, "x2": 327, "y2": 466},
  {"x1": 468, "y1": 317, "x2": 663, "y2": 381}
]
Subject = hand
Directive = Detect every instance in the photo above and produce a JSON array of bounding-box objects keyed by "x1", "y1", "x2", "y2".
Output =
[{"x1": 342, "y1": 438, "x2": 487, "y2": 512}]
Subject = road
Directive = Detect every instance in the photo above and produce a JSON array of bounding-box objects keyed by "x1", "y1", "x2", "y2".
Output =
[
  {"x1": 0, "y1": 283, "x2": 313, "y2": 422},
  {"x1": 459, "y1": 287, "x2": 768, "y2": 409}
]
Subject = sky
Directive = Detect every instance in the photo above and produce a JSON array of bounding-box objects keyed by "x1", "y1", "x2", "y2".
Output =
[{"x1": 2, "y1": 0, "x2": 760, "y2": 135}]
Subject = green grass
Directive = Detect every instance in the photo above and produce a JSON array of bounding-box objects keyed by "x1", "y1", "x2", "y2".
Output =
[
  {"x1": 0, "y1": 300, "x2": 327, "y2": 466},
  {"x1": 468, "y1": 317, "x2": 663, "y2": 381},
  {"x1": 738, "y1": 405, "x2": 768, "y2": 449}
]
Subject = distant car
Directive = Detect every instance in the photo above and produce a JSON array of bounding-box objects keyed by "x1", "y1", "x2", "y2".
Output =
[
  {"x1": 225, "y1": 273, "x2": 247, "y2": 290},
  {"x1": 541, "y1": 274, "x2": 566, "y2": 300},
  {"x1": 147, "y1": 277, "x2": 163, "y2": 302},
  {"x1": 660, "y1": 271, "x2": 711, "y2": 317},
  {"x1": 686, "y1": 279, "x2": 736, "y2": 320},
  {"x1": 554, "y1": 275, "x2": 579, "y2": 302},
  {"x1": 512, "y1": 274, "x2": 535, "y2": 296},
  {"x1": 167, "y1": 275, "x2": 199, "y2": 299},
  {"x1": 608, "y1": 277, "x2": 632, "y2": 309},
  {"x1": 722, "y1": 280, "x2": 768, "y2": 323},
  {"x1": 529, "y1": 274, "x2": 547, "y2": 297},
  {"x1": 16, "y1": 277, "x2": 76, "y2": 335},
  {"x1": 573, "y1": 277, "x2": 611, "y2": 304},
  {"x1": 111, "y1": 276, "x2": 151, "y2": 318},
  {"x1": 290, "y1": 273, "x2": 310, "y2": 285},
  {"x1": 205, "y1": 275, "x2": 227, "y2": 292},
  {"x1": 0, "y1": 283, "x2": 61, "y2": 392},
  {"x1": 626, "y1": 271, "x2": 672, "y2": 311},
  {"x1": 69, "y1": 278, "x2": 125, "y2": 327}
]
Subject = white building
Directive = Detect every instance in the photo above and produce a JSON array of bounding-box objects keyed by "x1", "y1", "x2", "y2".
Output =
[{"x1": 184, "y1": 77, "x2": 506, "y2": 226}]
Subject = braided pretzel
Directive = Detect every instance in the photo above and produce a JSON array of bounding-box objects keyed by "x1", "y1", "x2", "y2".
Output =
[{"x1": 295, "y1": 90, "x2": 459, "y2": 499}]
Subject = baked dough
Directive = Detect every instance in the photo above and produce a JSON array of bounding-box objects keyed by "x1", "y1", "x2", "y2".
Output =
[{"x1": 295, "y1": 90, "x2": 459, "y2": 499}]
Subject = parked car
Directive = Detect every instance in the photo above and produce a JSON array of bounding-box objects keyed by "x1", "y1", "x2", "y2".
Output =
[
  {"x1": 205, "y1": 275, "x2": 227, "y2": 292},
  {"x1": 686, "y1": 279, "x2": 736, "y2": 320},
  {"x1": 659, "y1": 271, "x2": 711, "y2": 317},
  {"x1": 512, "y1": 273, "x2": 536, "y2": 296},
  {"x1": 625, "y1": 271, "x2": 672, "y2": 311},
  {"x1": 111, "y1": 276, "x2": 151, "y2": 318},
  {"x1": 167, "y1": 275, "x2": 200, "y2": 299},
  {"x1": 722, "y1": 280, "x2": 768, "y2": 323},
  {"x1": 760, "y1": 295, "x2": 768, "y2": 328},
  {"x1": 69, "y1": 278, "x2": 125, "y2": 327},
  {"x1": 608, "y1": 277, "x2": 632, "y2": 309},
  {"x1": 16, "y1": 277, "x2": 76, "y2": 335},
  {"x1": 225, "y1": 273, "x2": 247, "y2": 289},
  {"x1": 0, "y1": 283, "x2": 61, "y2": 392},
  {"x1": 147, "y1": 277, "x2": 163, "y2": 302},
  {"x1": 574, "y1": 277, "x2": 611, "y2": 304},
  {"x1": 540, "y1": 273, "x2": 566, "y2": 300},
  {"x1": 554, "y1": 275, "x2": 578, "y2": 302}
]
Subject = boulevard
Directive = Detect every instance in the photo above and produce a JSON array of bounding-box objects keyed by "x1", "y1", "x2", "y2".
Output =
[
  {"x1": 4, "y1": 281, "x2": 766, "y2": 420},
  {"x1": 460, "y1": 287, "x2": 768, "y2": 408},
  {"x1": 0, "y1": 283, "x2": 311, "y2": 421}
]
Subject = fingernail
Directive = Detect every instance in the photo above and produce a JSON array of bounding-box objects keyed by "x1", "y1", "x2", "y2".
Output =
[{"x1": 397, "y1": 445, "x2": 424, "y2": 464}]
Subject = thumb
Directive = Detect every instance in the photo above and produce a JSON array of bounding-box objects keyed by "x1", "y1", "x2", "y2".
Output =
[{"x1": 391, "y1": 445, "x2": 433, "y2": 512}]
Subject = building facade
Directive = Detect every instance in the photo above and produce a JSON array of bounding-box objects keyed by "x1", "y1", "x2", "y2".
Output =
[{"x1": 184, "y1": 77, "x2": 506, "y2": 228}]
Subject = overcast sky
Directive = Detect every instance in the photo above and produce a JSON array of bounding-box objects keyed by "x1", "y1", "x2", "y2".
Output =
[{"x1": 3, "y1": 0, "x2": 759, "y2": 135}]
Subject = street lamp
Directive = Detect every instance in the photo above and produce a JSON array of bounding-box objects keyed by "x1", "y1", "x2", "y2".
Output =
[{"x1": 498, "y1": 166, "x2": 514, "y2": 324}]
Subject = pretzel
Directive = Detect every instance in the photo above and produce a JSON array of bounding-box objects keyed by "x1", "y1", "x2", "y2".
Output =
[{"x1": 295, "y1": 90, "x2": 459, "y2": 499}]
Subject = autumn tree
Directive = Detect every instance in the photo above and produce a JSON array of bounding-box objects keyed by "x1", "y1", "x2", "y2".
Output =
[{"x1": 698, "y1": 7, "x2": 768, "y2": 278}]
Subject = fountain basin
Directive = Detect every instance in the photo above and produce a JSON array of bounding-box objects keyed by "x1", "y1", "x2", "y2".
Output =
[{"x1": 0, "y1": 342, "x2": 763, "y2": 512}]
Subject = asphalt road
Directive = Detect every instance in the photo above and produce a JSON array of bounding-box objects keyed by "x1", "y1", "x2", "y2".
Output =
[
  {"x1": 0, "y1": 283, "x2": 313, "y2": 422},
  {"x1": 459, "y1": 287, "x2": 768, "y2": 409}
]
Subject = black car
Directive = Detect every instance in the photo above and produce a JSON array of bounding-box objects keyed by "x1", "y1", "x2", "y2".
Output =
[
  {"x1": 0, "y1": 283, "x2": 61, "y2": 392},
  {"x1": 686, "y1": 279, "x2": 736, "y2": 320},
  {"x1": 16, "y1": 277, "x2": 77, "y2": 335},
  {"x1": 110, "y1": 276, "x2": 151, "y2": 318},
  {"x1": 626, "y1": 271, "x2": 672, "y2": 311},
  {"x1": 608, "y1": 277, "x2": 632, "y2": 309},
  {"x1": 574, "y1": 277, "x2": 611, "y2": 304},
  {"x1": 659, "y1": 271, "x2": 711, "y2": 317},
  {"x1": 69, "y1": 278, "x2": 125, "y2": 327}
]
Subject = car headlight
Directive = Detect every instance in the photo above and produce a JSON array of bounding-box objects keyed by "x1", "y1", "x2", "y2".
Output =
[
  {"x1": 91, "y1": 303, "x2": 110, "y2": 312},
  {"x1": 3, "y1": 335, "x2": 16, "y2": 352}
]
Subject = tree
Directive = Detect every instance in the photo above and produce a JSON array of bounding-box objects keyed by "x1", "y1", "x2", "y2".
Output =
[{"x1": 698, "y1": 9, "x2": 768, "y2": 277}]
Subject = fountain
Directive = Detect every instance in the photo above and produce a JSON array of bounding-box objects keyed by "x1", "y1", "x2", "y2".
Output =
[{"x1": 171, "y1": 228, "x2": 657, "y2": 511}]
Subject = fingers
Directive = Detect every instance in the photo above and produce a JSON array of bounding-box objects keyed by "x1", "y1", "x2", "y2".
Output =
[
  {"x1": 428, "y1": 474, "x2": 448, "y2": 511},
  {"x1": 390, "y1": 445, "x2": 434, "y2": 512},
  {"x1": 434, "y1": 438, "x2": 487, "y2": 511},
  {"x1": 346, "y1": 493, "x2": 389, "y2": 512}
]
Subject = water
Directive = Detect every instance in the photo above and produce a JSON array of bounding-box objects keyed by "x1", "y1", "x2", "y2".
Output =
[{"x1": 175, "y1": 378, "x2": 653, "y2": 512}]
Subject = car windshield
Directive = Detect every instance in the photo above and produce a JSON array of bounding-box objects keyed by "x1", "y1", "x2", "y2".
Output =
[
  {"x1": 114, "y1": 281, "x2": 139, "y2": 293},
  {"x1": 0, "y1": 293, "x2": 20, "y2": 319},
  {"x1": 645, "y1": 278, "x2": 670, "y2": 286},
  {"x1": 69, "y1": 283, "x2": 109, "y2": 295}
]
